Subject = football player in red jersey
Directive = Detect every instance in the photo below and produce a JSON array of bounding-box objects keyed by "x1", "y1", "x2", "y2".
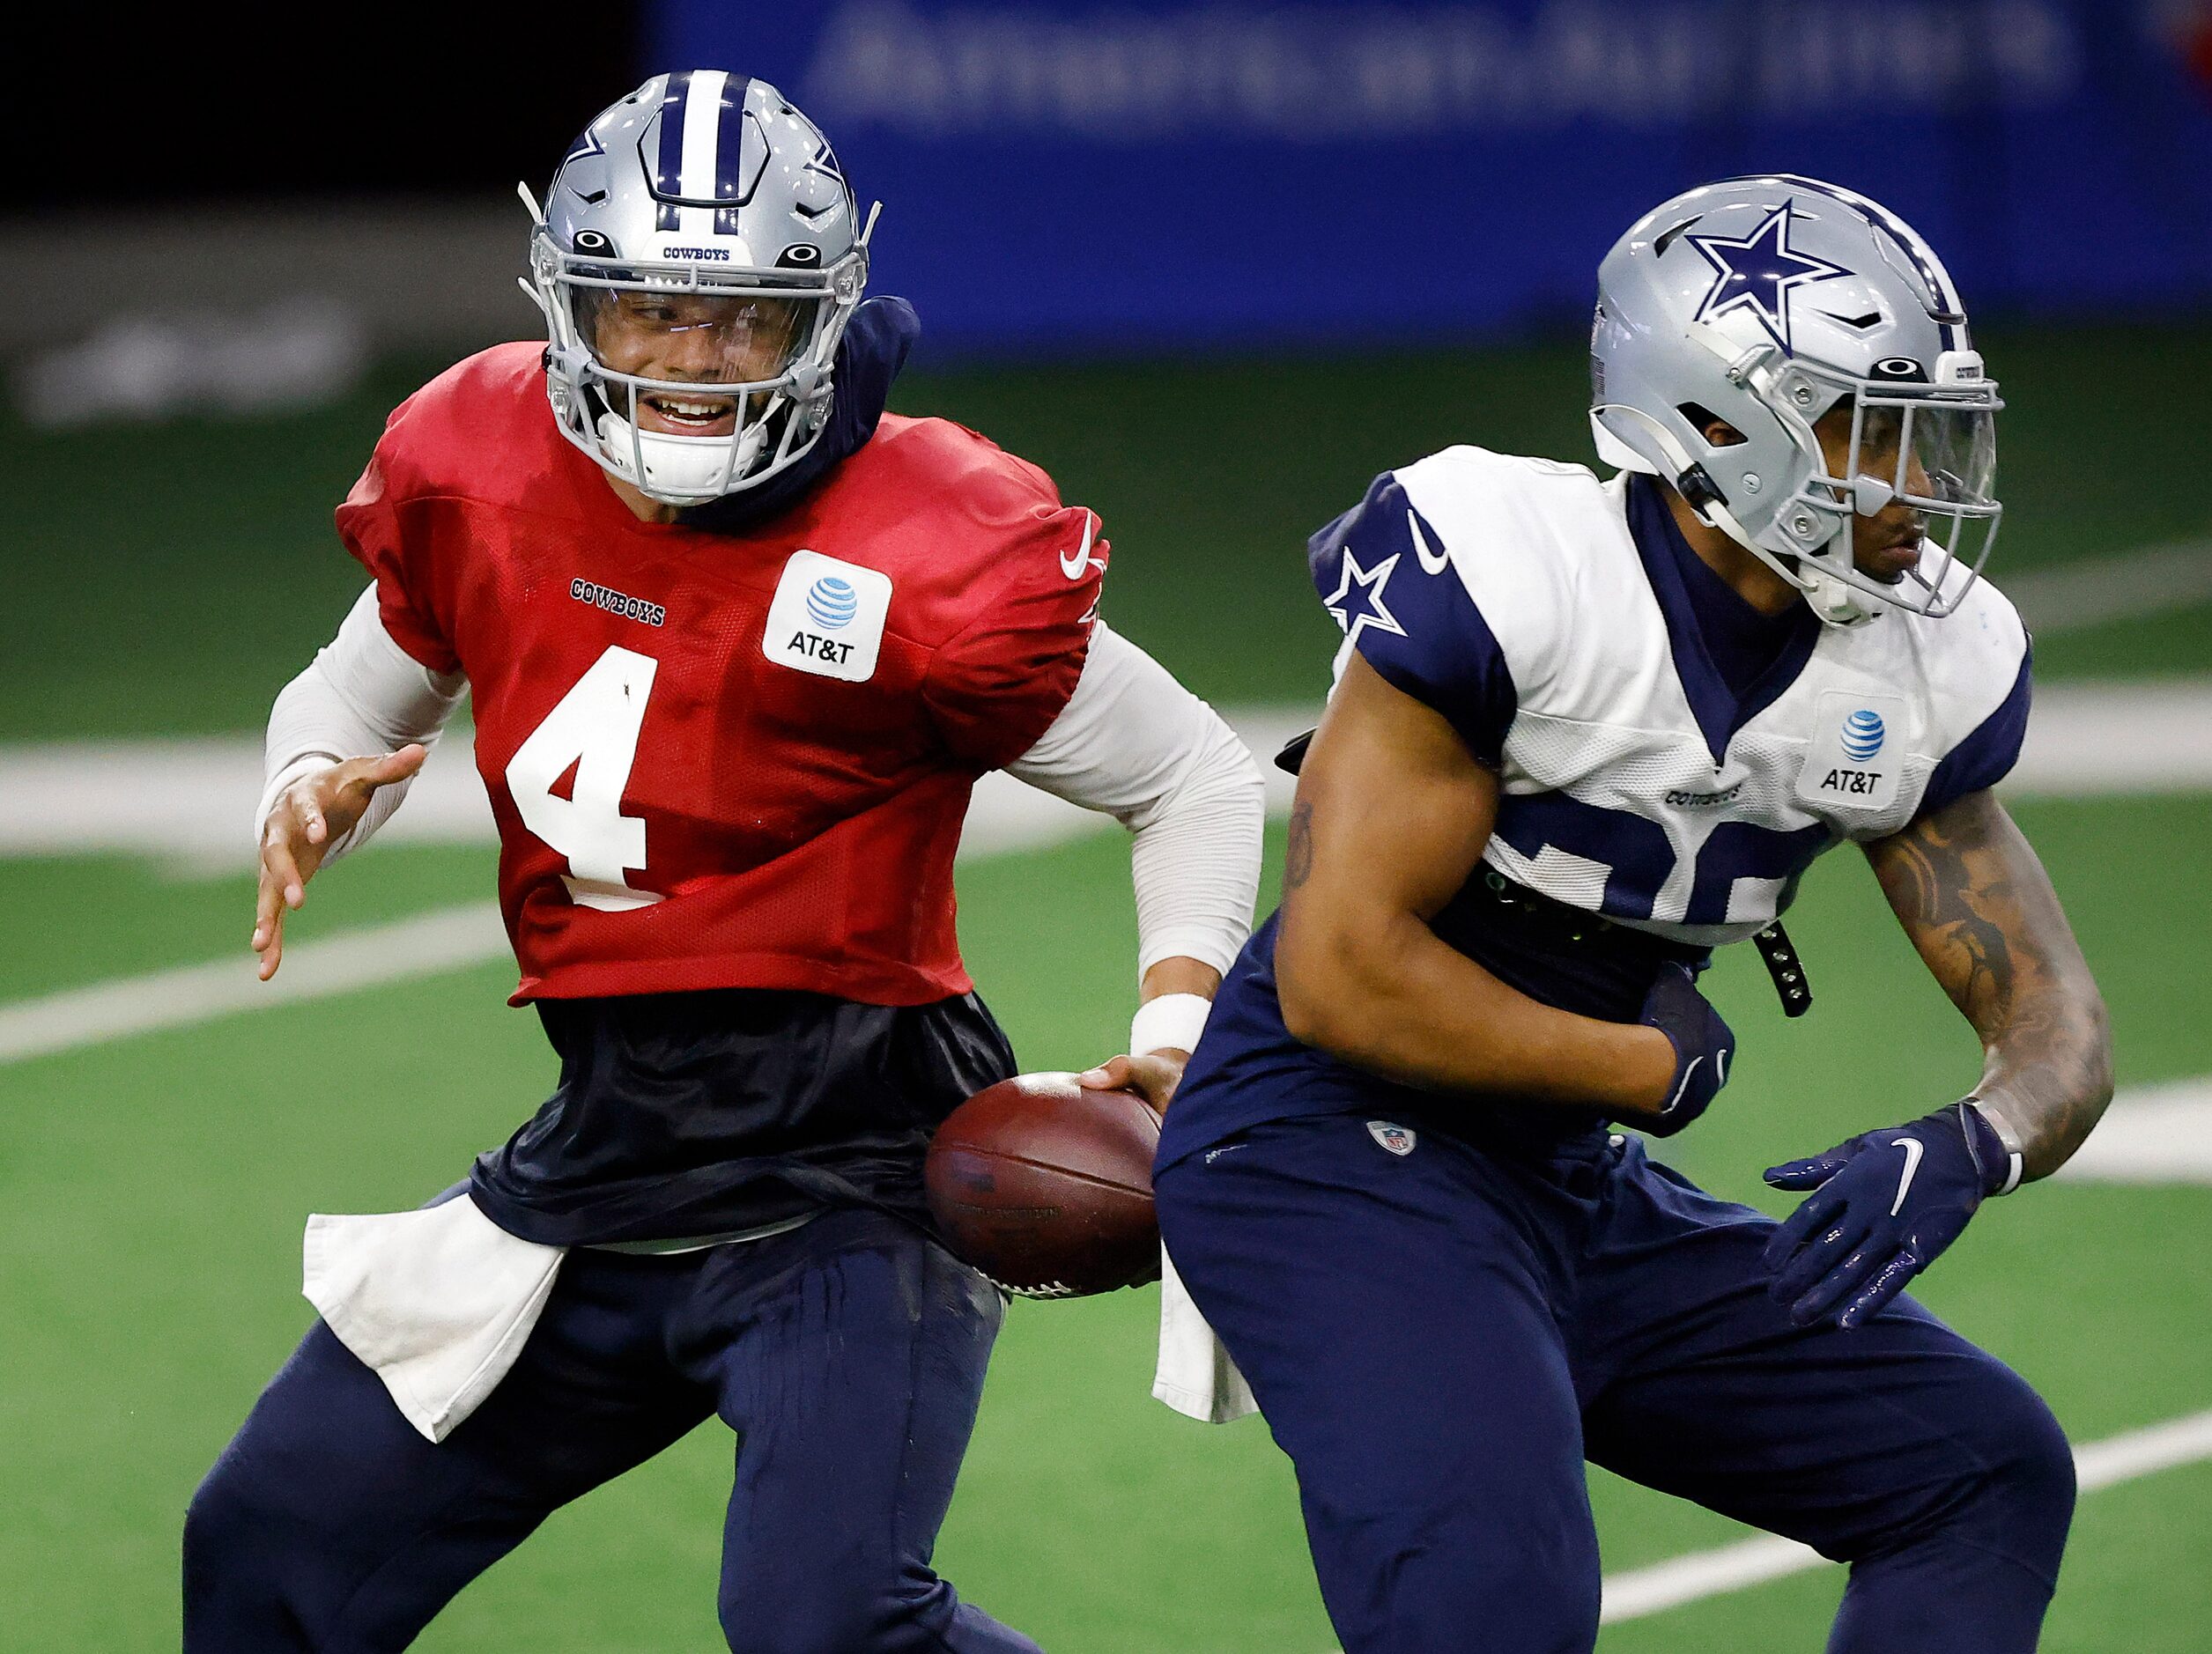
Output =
[{"x1": 184, "y1": 72, "x2": 1264, "y2": 1652}]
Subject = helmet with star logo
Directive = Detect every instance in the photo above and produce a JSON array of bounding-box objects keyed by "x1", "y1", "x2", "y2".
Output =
[
  {"x1": 1589, "y1": 176, "x2": 2001, "y2": 626},
  {"x1": 521, "y1": 71, "x2": 879, "y2": 506}
]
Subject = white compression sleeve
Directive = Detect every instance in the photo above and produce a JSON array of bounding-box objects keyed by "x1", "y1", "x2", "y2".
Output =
[
  {"x1": 256, "y1": 585, "x2": 468, "y2": 862},
  {"x1": 1006, "y1": 622, "x2": 1266, "y2": 980}
]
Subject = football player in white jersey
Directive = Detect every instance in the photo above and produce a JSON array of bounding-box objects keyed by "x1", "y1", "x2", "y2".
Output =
[{"x1": 1151, "y1": 177, "x2": 2111, "y2": 1653}]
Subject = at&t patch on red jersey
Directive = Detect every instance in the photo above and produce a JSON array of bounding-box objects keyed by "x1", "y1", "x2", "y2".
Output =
[
  {"x1": 336, "y1": 343, "x2": 1106, "y2": 1006},
  {"x1": 762, "y1": 550, "x2": 893, "y2": 682}
]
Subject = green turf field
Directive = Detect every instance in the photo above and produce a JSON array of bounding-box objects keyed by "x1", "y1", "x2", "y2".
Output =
[{"x1": 1, "y1": 324, "x2": 2207, "y2": 1649}]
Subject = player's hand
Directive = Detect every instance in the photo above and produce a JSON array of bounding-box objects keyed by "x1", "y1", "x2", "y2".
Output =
[
  {"x1": 1626, "y1": 962, "x2": 1735, "y2": 1136},
  {"x1": 1078, "y1": 1051, "x2": 1187, "y2": 1117},
  {"x1": 252, "y1": 745, "x2": 428, "y2": 980},
  {"x1": 1762, "y1": 1102, "x2": 2012, "y2": 1329}
]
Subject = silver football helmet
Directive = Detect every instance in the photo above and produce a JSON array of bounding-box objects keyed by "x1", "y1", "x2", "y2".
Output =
[
  {"x1": 521, "y1": 71, "x2": 879, "y2": 505},
  {"x1": 1591, "y1": 176, "x2": 2001, "y2": 625}
]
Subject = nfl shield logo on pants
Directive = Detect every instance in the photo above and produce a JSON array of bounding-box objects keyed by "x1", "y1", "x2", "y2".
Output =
[{"x1": 1366, "y1": 1120, "x2": 1417, "y2": 1157}]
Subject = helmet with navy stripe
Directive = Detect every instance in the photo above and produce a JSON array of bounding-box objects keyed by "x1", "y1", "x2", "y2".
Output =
[
  {"x1": 522, "y1": 71, "x2": 878, "y2": 505},
  {"x1": 1590, "y1": 176, "x2": 2001, "y2": 626}
]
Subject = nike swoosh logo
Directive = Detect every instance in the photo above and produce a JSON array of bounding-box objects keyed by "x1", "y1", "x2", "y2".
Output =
[
  {"x1": 1663, "y1": 1055, "x2": 1703, "y2": 1116},
  {"x1": 1407, "y1": 509, "x2": 1450, "y2": 575},
  {"x1": 1059, "y1": 512, "x2": 1105, "y2": 581},
  {"x1": 1889, "y1": 1135, "x2": 1924, "y2": 1215}
]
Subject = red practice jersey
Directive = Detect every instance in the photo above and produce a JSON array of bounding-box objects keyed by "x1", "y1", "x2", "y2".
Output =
[{"x1": 337, "y1": 343, "x2": 1106, "y2": 1005}]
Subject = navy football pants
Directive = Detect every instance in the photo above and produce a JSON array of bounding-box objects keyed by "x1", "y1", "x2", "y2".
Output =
[
  {"x1": 1155, "y1": 1114, "x2": 2075, "y2": 1654},
  {"x1": 184, "y1": 1207, "x2": 1039, "y2": 1654}
]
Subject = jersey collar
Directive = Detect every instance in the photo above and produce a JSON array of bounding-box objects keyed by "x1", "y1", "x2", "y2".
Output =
[{"x1": 1624, "y1": 473, "x2": 1821, "y2": 767}]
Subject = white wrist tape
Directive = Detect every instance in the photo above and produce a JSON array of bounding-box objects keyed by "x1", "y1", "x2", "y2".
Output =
[{"x1": 1130, "y1": 993, "x2": 1213, "y2": 1057}]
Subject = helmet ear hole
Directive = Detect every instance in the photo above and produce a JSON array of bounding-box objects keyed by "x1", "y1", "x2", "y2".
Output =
[{"x1": 1676, "y1": 403, "x2": 1746, "y2": 448}]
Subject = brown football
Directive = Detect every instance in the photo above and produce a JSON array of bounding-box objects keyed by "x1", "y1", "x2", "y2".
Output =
[{"x1": 925, "y1": 1071, "x2": 1163, "y2": 1298}]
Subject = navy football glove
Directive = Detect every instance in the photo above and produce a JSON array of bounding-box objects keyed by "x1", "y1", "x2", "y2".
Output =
[
  {"x1": 1633, "y1": 963, "x2": 1735, "y2": 1137},
  {"x1": 1763, "y1": 1102, "x2": 2013, "y2": 1329}
]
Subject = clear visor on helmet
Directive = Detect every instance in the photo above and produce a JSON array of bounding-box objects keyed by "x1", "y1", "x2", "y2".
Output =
[
  {"x1": 565, "y1": 284, "x2": 821, "y2": 392},
  {"x1": 1852, "y1": 398, "x2": 1999, "y2": 517}
]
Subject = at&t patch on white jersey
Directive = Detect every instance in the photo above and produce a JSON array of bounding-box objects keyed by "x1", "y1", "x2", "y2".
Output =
[
  {"x1": 762, "y1": 550, "x2": 891, "y2": 683},
  {"x1": 1326, "y1": 446, "x2": 2030, "y2": 949},
  {"x1": 1796, "y1": 690, "x2": 1908, "y2": 813}
]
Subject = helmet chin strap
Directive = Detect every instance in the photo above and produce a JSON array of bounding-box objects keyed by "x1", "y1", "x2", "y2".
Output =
[
  {"x1": 1723, "y1": 493, "x2": 1875, "y2": 627},
  {"x1": 1799, "y1": 565, "x2": 1875, "y2": 627},
  {"x1": 1596, "y1": 400, "x2": 1875, "y2": 629}
]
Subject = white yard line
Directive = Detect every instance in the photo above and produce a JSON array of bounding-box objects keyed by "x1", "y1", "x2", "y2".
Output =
[
  {"x1": 1232, "y1": 682, "x2": 2212, "y2": 817},
  {"x1": 0, "y1": 904, "x2": 507, "y2": 1065},
  {"x1": 0, "y1": 772, "x2": 1105, "y2": 1066},
  {"x1": 0, "y1": 736, "x2": 1112, "y2": 867},
  {"x1": 1594, "y1": 1406, "x2": 2212, "y2": 1623},
  {"x1": 1598, "y1": 1532, "x2": 1819, "y2": 1622},
  {"x1": 1308, "y1": 1404, "x2": 2212, "y2": 1643},
  {"x1": 5, "y1": 679, "x2": 2211, "y2": 867},
  {"x1": 2003, "y1": 681, "x2": 2212, "y2": 798},
  {"x1": 2052, "y1": 1076, "x2": 2212, "y2": 1185}
]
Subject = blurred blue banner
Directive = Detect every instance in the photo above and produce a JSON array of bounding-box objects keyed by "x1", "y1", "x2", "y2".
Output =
[{"x1": 648, "y1": 1, "x2": 2212, "y2": 354}]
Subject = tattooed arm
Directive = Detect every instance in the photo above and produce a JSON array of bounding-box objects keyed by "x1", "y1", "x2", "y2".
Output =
[
  {"x1": 1755, "y1": 792, "x2": 2112, "y2": 1325},
  {"x1": 1273, "y1": 653, "x2": 1682, "y2": 1115},
  {"x1": 1863, "y1": 788, "x2": 2113, "y2": 1180}
]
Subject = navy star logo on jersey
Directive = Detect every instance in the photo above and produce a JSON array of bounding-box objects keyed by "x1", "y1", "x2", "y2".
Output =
[
  {"x1": 1324, "y1": 549, "x2": 1407, "y2": 646},
  {"x1": 1687, "y1": 203, "x2": 1849, "y2": 354}
]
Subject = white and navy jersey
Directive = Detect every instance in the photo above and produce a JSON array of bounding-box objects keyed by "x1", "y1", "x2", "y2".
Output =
[
  {"x1": 1316, "y1": 446, "x2": 2031, "y2": 948},
  {"x1": 1158, "y1": 445, "x2": 2029, "y2": 1172}
]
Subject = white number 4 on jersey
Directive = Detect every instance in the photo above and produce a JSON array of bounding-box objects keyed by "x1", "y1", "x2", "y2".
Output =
[{"x1": 504, "y1": 645, "x2": 662, "y2": 911}]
